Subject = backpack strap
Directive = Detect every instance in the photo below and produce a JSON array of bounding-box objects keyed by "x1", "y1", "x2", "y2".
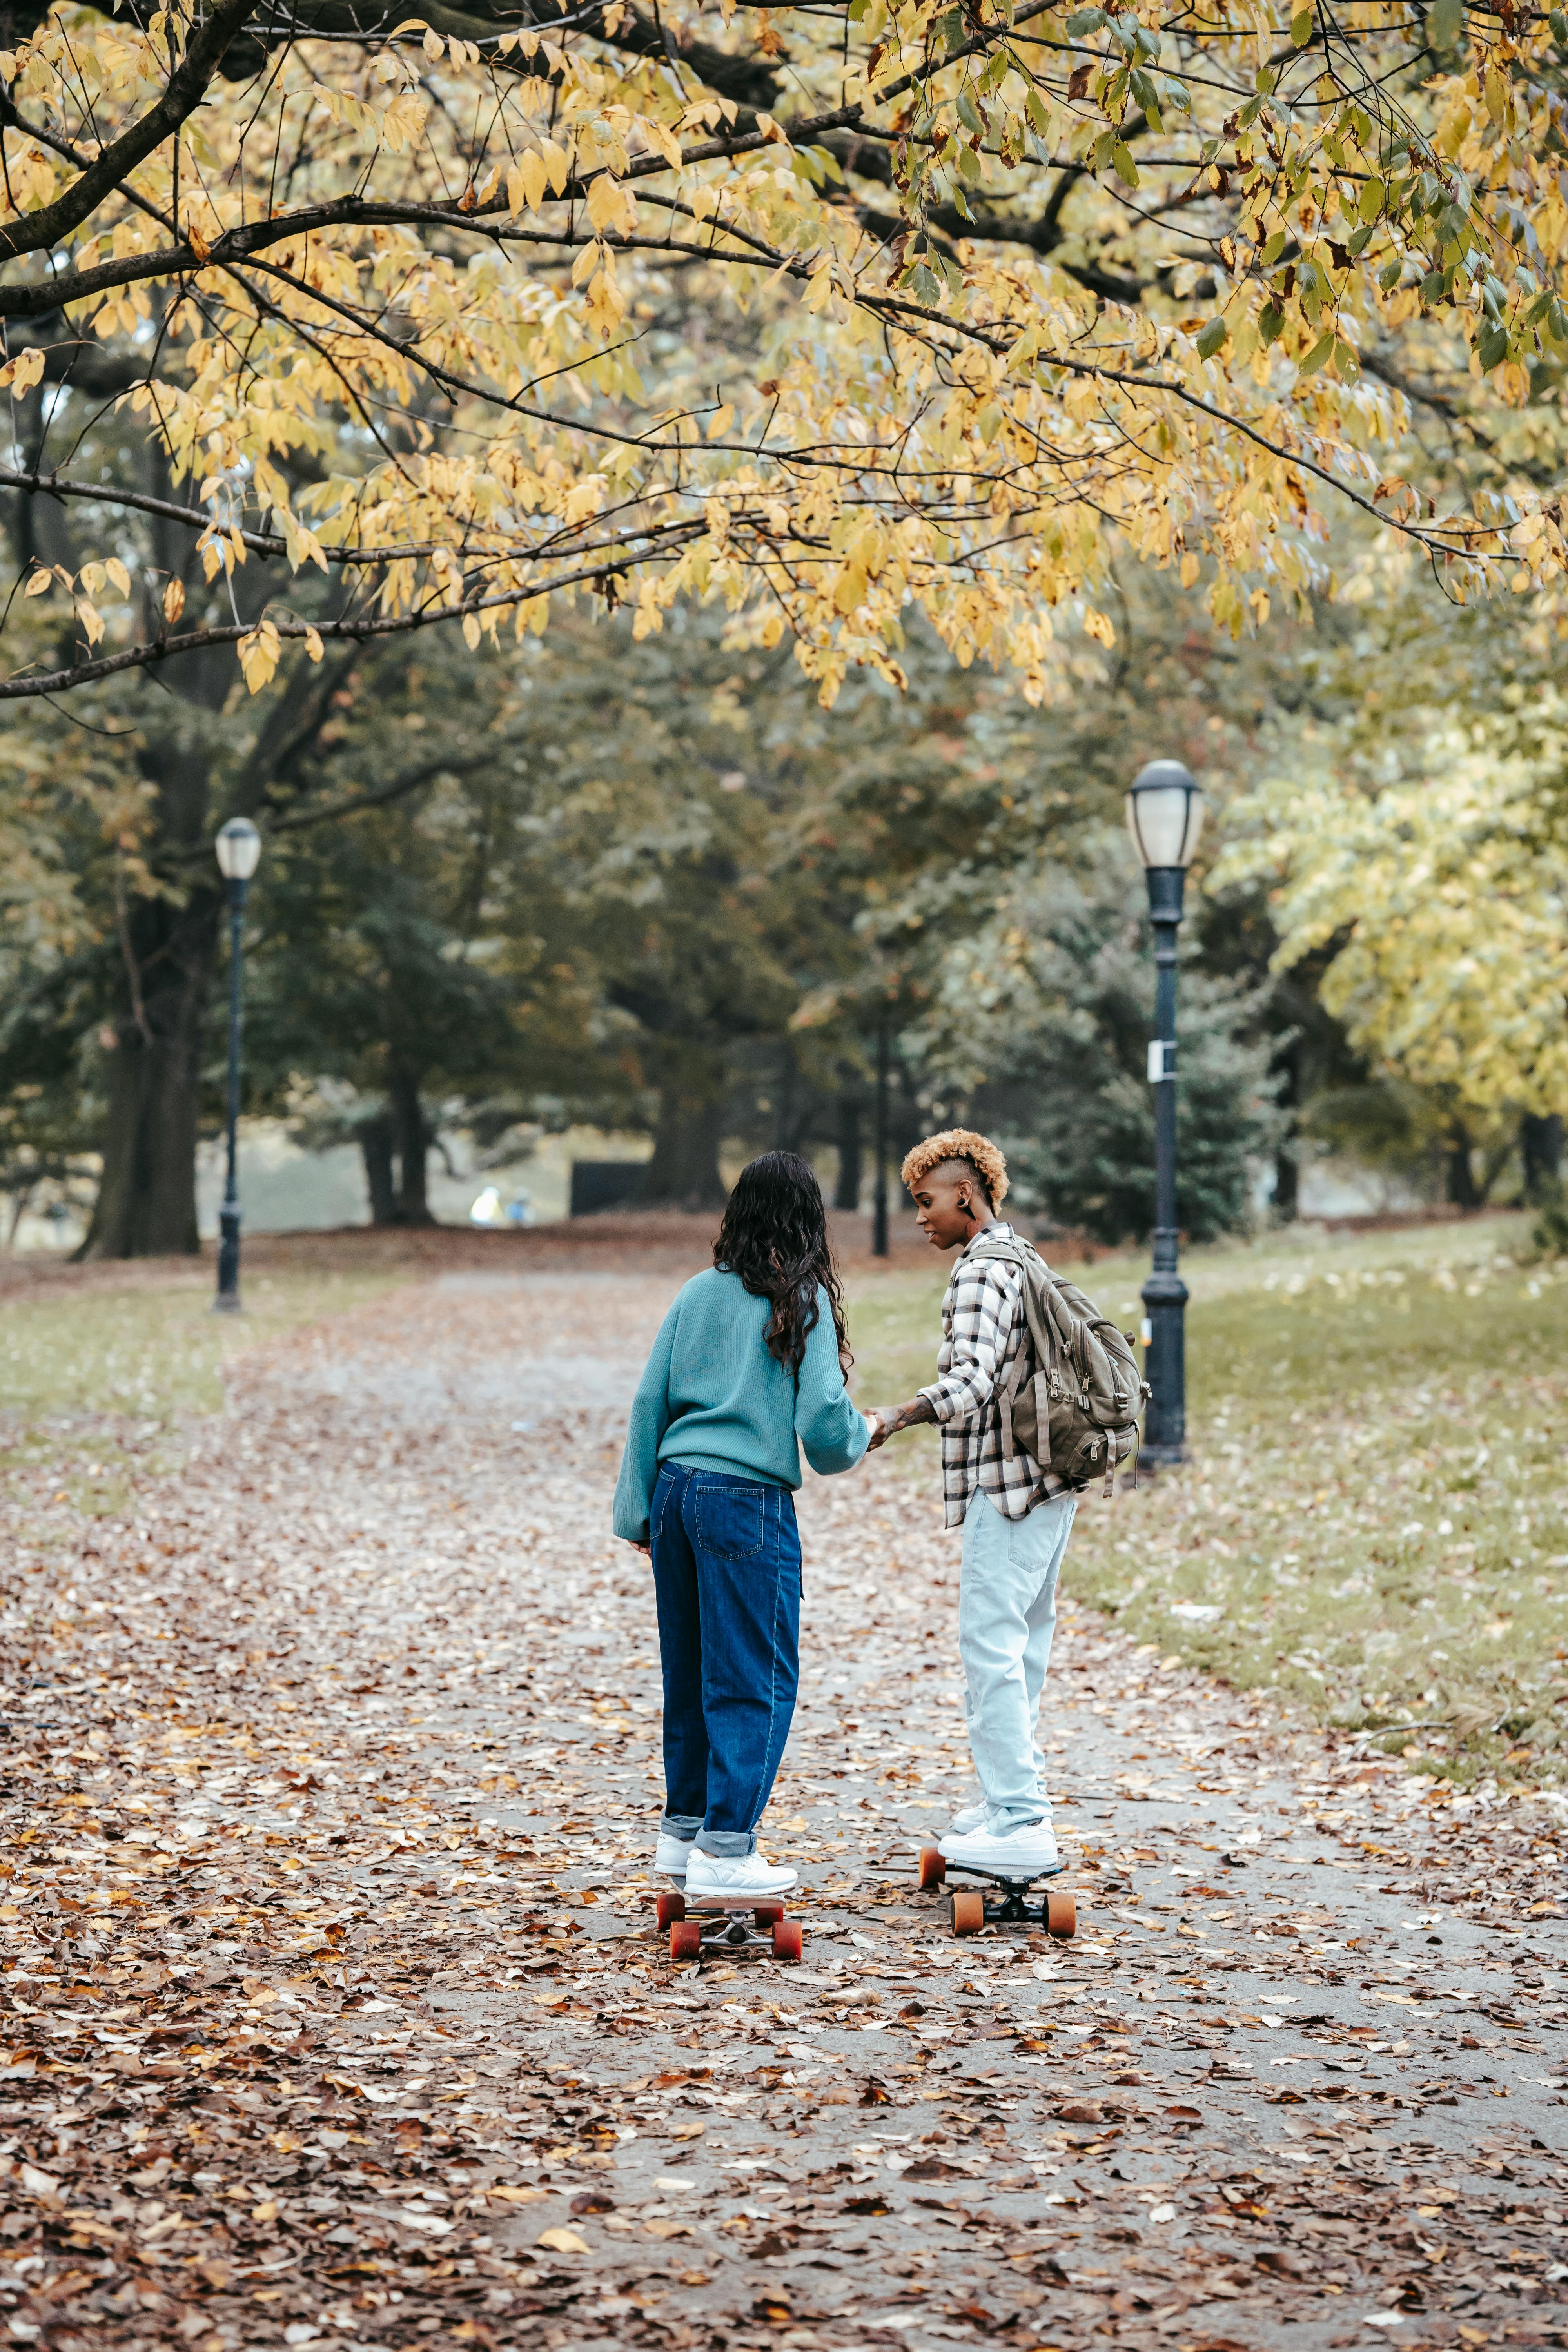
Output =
[
  {"x1": 970, "y1": 1234, "x2": 1063, "y2": 1376},
  {"x1": 967, "y1": 1235, "x2": 1056, "y2": 1463}
]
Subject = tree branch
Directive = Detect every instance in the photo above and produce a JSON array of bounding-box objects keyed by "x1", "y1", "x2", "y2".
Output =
[
  {"x1": 0, "y1": 0, "x2": 260, "y2": 261},
  {"x1": 0, "y1": 459, "x2": 448, "y2": 563},
  {"x1": 265, "y1": 749, "x2": 504, "y2": 834},
  {"x1": 0, "y1": 524, "x2": 708, "y2": 699}
]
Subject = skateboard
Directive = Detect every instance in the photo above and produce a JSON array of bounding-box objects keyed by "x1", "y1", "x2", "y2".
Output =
[
  {"x1": 655, "y1": 1889, "x2": 803, "y2": 1963},
  {"x1": 917, "y1": 1843, "x2": 1076, "y2": 1940}
]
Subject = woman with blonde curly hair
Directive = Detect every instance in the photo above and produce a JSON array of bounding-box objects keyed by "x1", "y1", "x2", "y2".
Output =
[{"x1": 866, "y1": 1128, "x2": 1075, "y2": 1878}]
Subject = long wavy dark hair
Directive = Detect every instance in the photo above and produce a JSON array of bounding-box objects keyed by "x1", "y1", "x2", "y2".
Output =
[{"x1": 713, "y1": 1151, "x2": 851, "y2": 1377}]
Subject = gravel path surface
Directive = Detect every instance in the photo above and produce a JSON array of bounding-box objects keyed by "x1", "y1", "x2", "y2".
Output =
[{"x1": 1, "y1": 1266, "x2": 1564, "y2": 2352}]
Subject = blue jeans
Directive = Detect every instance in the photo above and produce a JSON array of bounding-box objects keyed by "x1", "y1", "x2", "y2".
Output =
[
  {"x1": 649, "y1": 1464, "x2": 802, "y2": 1857},
  {"x1": 959, "y1": 1488, "x2": 1076, "y2": 1831}
]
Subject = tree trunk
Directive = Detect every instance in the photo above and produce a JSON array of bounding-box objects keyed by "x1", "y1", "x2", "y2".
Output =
[
  {"x1": 835, "y1": 1083, "x2": 863, "y2": 1211},
  {"x1": 389, "y1": 1069, "x2": 435, "y2": 1224},
  {"x1": 1522, "y1": 1112, "x2": 1563, "y2": 1200},
  {"x1": 643, "y1": 1062, "x2": 728, "y2": 1208},
  {"x1": 1445, "y1": 1118, "x2": 1482, "y2": 1211},
  {"x1": 80, "y1": 881, "x2": 219, "y2": 1258},
  {"x1": 1271, "y1": 1038, "x2": 1300, "y2": 1221},
  {"x1": 772, "y1": 1041, "x2": 797, "y2": 1153},
  {"x1": 28, "y1": 401, "x2": 312, "y2": 1262},
  {"x1": 359, "y1": 1113, "x2": 398, "y2": 1226}
]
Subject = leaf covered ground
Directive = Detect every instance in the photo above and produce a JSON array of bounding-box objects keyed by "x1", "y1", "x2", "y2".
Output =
[{"x1": 0, "y1": 1225, "x2": 1564, "y2": 2352}]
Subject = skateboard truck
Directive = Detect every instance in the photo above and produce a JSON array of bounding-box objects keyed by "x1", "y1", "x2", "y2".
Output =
[
  {"x1": 654, "y1": 1890, "x2": 803, "y2": 1963},
  {"x1": 917, "y1": 1844, "x2": 1076, "y2": 1940}
]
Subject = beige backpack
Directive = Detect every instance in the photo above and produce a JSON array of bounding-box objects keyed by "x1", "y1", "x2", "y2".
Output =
[{"x1": 968, "y1": 1233, "x2": 1150, "y2": 1498}]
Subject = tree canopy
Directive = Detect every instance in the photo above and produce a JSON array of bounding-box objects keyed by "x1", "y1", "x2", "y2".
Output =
[
  {"x1": 4, "y1": 0, "x2": 1567, "y2": 719},
  {"x1": 1218, "y1": 581, "x2": 1568, "y2": 1127}
]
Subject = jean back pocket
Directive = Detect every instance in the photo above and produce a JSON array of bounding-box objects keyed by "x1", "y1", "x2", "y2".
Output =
[{"x1": 695, "y1": 1481, "x2": 768, "y2": 1560}]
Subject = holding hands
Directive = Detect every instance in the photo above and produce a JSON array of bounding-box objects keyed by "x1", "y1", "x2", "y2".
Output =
[{"x1": 863, "y1": 1396, "x2": 936, "y2": 1452}]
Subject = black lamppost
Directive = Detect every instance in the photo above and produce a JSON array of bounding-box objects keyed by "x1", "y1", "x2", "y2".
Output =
[
  {"x1": 213, "y1": 817, "x2": 262, "y2": 1314},
  {"x1": 871, "y1": 1006, "x2": 890, "y2": 1259},
  {"x1": 1125, "y1": 760, "x2": 1205, "y2": 1467}
]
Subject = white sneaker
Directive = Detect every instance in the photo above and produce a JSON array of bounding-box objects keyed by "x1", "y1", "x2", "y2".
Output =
[
  {"x1": 685, "y1": 1849, "x2": 797, "y2": 1900},
  {"x1": 654, "y1": 1830, "x2": 696, "y2": 1878},
  {"x1": 938, "y1": 1819, "x2": 1058, "y2": 1877},
  {"x1": 948, "y1": 1802, "x2": 988, "y2": 1836}
]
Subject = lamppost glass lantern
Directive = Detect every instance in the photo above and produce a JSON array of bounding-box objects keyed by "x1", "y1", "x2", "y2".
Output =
[
  {"x1": 1125, "y1": 759, "x2": 1205, "y2": 1469},
  {"x1": 215, "y1": 815, "x2": 262, "y2": 882},
  {"x1": 213, "y1": 818, "x2": 263, "y2": 1312},
  {"x1": 1125, "y1": 759, "x2": 1205, "y2": 872}
]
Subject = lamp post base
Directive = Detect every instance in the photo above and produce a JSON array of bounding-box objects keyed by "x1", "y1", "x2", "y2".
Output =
[
  {"x1": 1140, "y1": 1263, "x2": 1187, "y2": 1466},
  {"x1": 1136, "y1": 1439, "x2": 1186, "y2": 1472},
  {"x1": 214, "y1": 1203, "x2": 241, "y2": 1314}
]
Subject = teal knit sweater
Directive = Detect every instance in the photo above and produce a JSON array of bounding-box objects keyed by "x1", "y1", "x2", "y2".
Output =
[{"x1": 612, "y1": 1267, "x2": 869, "y2": 1541}]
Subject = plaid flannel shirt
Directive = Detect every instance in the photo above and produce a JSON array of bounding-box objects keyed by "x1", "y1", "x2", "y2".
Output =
[{"x1": 918, "y1": 1221, "x2": 1068, "y2": 1528}]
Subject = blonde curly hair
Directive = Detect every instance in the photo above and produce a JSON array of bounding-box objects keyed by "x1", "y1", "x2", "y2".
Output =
[{"x1": 899, "y1": 1128, "x2": 1009, "y2": 1209}]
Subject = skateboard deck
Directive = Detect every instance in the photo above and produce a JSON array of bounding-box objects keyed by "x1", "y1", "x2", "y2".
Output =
[
  {"x1": 917, "y1": 1843, "x2": 1076, "y2": 1939},
  {"x1": 654, "y1": 1889, "x2": 802, "y2": 1962}
]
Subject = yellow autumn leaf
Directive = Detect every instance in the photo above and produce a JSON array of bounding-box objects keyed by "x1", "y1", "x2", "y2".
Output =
[
  {"x1": 4, "y1": 346, "x2": 44, "y2": 399},
  {"x1": 508, "y1": 152, "x2": 547, "y2": 213},
  {"x1": 536, "y1": 2226, "x2": 590, "y2": 2254},
  {"x1": 585, "y1": 174, "x2": 633, "y2": 236},
  {"x1": 802, "y1": 262, "x2": 834, "y2": 316},
  {"x1": 238, "y1": 618, "x2": 281, "y2": 695},
  {"x1": 162, "y1": 579, "x2": 185, "y2": 625},
  {"x1": 645, "y1": 117, "x2": 682, "y2": 169}
]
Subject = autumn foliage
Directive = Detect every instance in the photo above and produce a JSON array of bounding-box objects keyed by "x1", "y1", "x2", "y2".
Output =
[{"x1": 2, "y1": 0, "x2": 1567, "y2": 709}]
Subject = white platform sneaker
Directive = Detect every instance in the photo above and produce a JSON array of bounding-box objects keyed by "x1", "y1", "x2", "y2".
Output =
[
  {"x1": 947, "y1": 1802, "x2": 989, "y2": 1836},
  {"x1": 938, "y1": 1819, "x2": 1058, "y2": 1876},
  {"x1": 653, "y1": 1830, "x2": 696, "y2": 1879},
  {"x1": 684, "y1": 1849, "x2": 797, "y2": 1900}
]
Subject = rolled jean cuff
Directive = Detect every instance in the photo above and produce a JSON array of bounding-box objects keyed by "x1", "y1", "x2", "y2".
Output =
[
  {"x1": 661, "y1": 1812, "x2": 703, "y2": 1839},
  {"x1": 991, "y1": 1805, "x2": 1052, "y2": 1832},
  {"x1": 693, "y1": 1830, "x2": 756, "y2": 1857}
]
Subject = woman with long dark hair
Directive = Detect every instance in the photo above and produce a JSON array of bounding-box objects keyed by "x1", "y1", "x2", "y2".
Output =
[{"x1": 613, "y1": 1151, "x2": 869, "y2": 1899}]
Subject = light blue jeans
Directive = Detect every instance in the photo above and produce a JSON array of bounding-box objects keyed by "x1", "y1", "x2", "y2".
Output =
[{"x1": 958, "y1": 1488, "x2": 1077, "y2": 1830}]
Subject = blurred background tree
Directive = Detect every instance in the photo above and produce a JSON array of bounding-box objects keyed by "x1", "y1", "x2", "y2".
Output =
[{"x1": 7, "y1": 535, "x2": 1568, "y2": 1251}]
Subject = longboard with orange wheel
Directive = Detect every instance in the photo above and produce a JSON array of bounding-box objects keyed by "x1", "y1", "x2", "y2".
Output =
[
  {"x1": 655, "y1": 1889, "x2": 803, "y2": 1963},
  {"x1": 916, "y1": 1844, "x2": 1076, "y2": 1941}
]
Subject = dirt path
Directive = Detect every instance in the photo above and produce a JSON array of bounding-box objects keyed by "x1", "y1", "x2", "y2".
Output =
[{"x1": 1, "y1": 1269, "x2": 1564, "y2": 2352}]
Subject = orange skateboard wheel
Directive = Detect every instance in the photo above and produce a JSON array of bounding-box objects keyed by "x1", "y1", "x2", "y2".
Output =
[
  {"x1": 1045, "y1": 1887, "x2": 1076, "y2": 1939},
  {"x1": 670, "y1": 1918, "x2": 703, "y2": 1961},
  {"x1": 950, "y1": 1889, "x2": 985, "y2": 1937},
  {"x1": 918, "y1": 1844, "x2": 947, "y2": 1890},
  {"x1": 771, "y1": 1918, "x2": 803, "y2": 1962},
  {"x1": 656, "y1": 1891, "x2": 686, "y2": 1928}
]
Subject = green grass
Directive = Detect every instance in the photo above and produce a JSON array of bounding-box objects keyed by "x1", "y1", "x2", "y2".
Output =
[
  {"x1": 2, "y1": 1268, "x2": 403, "y2": 1424},
  {"x1": 846, "y1": 1215, "x2": 1568, "y2": 1784},
  {"x1": 2, "y1": 1265, "x2": 407, "y2": 1523}
]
